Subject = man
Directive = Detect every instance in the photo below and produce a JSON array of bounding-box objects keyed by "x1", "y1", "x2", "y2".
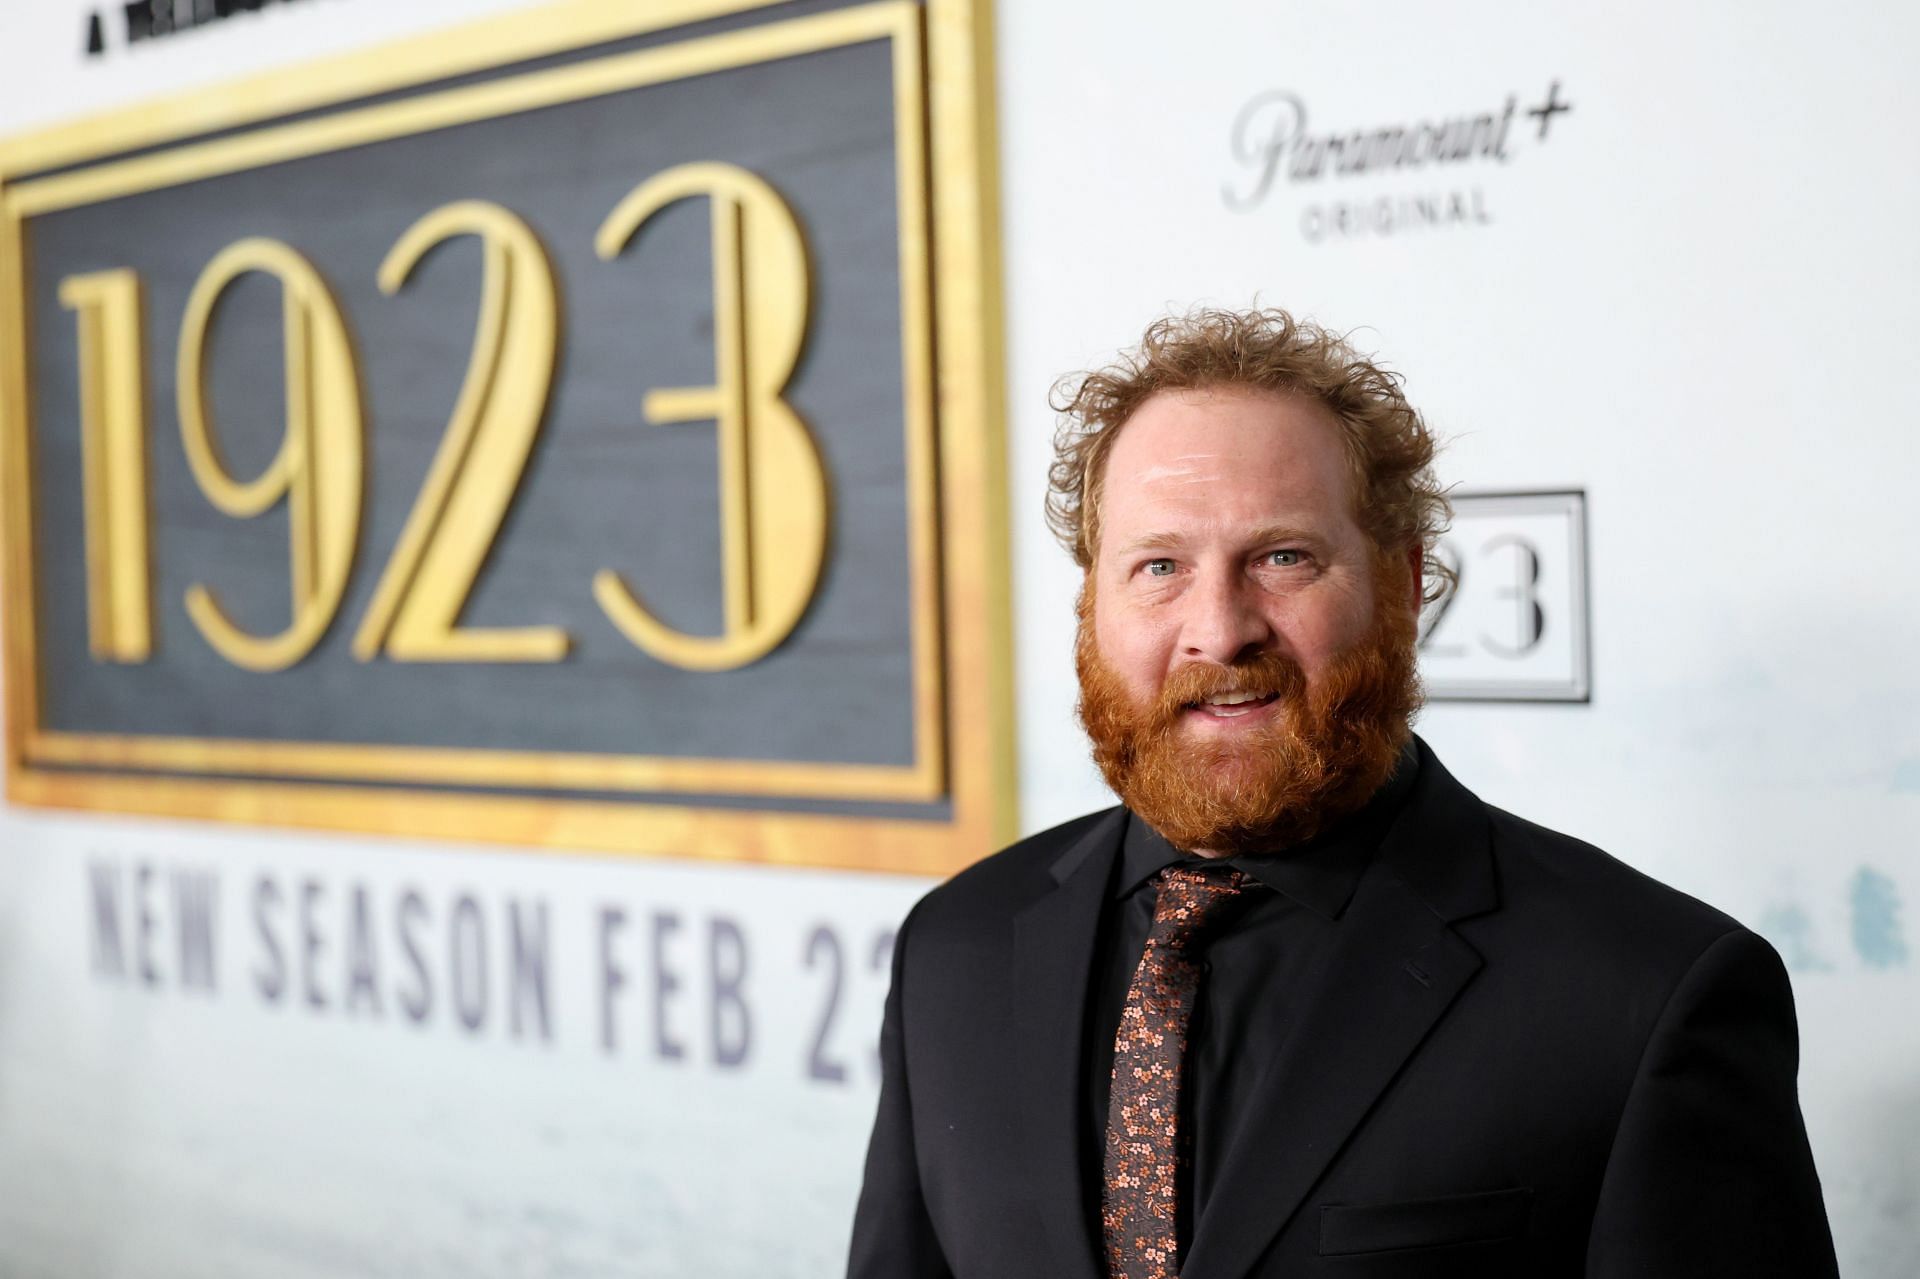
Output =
[{"x1": 848, "y1": 309, "x2": 1837, "y2": 1277}]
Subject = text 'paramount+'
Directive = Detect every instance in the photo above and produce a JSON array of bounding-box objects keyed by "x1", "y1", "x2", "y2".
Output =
[{"x1": 1223, "y1": 81, "x2": 1574, "y2": 243}]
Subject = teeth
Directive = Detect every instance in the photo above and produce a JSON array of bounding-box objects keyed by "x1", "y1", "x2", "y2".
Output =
[{"x1": 1204, "y1": 690, "x2": 1270, "y2": 706}]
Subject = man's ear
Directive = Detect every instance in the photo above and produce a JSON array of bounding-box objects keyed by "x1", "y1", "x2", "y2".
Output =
[{"x1": 1405, "y1": 543, "x2": 1424, "y2": 614}]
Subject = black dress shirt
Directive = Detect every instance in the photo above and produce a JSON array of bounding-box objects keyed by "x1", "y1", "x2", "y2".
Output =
[{"x1": 1081, "y1": 745, "x2": 1421, "y2": 1261}]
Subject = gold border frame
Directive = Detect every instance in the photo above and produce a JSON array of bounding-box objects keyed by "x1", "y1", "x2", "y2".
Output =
[{"x1": 0, "y1": 0, "x2": 1016, "y2": 874}]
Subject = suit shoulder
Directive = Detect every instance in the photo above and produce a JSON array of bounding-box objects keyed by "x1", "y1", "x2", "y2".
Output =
[
  {"x1": 906, "y1": 806, "x2": 1119, "y2": 936},
  {"x1": 1481, "y1": 804, "x2": 1749, "y2": 965}
]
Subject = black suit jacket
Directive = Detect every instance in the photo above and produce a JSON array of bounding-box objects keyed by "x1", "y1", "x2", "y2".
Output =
[{"x1": 848, "y1": 739, "x2": 1838, "y2": 1277}]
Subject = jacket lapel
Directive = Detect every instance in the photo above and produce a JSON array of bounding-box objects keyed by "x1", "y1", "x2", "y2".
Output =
[
  {"x1": 1011, "y1": 807, "x2": 1124, "y2": 1279},
  {"x1": 1180, "y1": 744, "x2": 1499, "y2": 1279}
]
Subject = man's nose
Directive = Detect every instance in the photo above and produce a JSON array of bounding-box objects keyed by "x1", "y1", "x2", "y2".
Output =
[{"x1": 1179, "y1": 569, "x2": 1273, "y2": 665}]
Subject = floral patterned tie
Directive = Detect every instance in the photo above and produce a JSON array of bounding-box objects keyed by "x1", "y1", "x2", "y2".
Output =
[{"x1": 1102, "y1": 863, "x2": 1250, "y2": 1279}]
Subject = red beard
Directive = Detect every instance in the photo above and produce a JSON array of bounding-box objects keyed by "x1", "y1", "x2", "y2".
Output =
[{"x1": 1074, "y1": 562, "x2": 1424, "y2": 854}]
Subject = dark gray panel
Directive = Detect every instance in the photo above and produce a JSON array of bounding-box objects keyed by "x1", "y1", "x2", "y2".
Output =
[{"x1": 24, "y1": 31, "x2": 923, "y2": 776}]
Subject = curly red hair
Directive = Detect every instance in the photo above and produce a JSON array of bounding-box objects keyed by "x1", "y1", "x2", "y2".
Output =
[{"x1": 1047, "y1": 307, "x2": 1453, "y2": 601}]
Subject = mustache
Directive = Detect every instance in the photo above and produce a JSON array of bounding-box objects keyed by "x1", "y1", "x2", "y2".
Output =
[{"x1": 1151, "y1": 651, "x2": 1309, "y2": 725}]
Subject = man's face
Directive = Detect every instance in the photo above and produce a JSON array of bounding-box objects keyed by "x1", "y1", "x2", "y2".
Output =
[{"x1": 1078, "y1": 385, "x2": 1422, "y2": 853}]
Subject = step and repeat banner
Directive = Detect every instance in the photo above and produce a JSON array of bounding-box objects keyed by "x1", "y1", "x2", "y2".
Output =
[{"x1": 2, "y1": 1, "x2": 1915, "y2": 1276}]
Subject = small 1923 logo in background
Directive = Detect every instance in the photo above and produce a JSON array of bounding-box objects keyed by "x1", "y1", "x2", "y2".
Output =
[{"x1": 1419, "y1": 491, "x2": 1589, "y2": 702}]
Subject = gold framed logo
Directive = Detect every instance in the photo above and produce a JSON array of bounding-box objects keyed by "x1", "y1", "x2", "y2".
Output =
[{"x1": 0, "y1": 0, "x2": 1015, "y2": 874}]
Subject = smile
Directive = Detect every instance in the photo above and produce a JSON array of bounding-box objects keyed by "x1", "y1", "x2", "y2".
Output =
[{"x1": 1184, "y1": 690, "x2": 1281, "y2": 718}]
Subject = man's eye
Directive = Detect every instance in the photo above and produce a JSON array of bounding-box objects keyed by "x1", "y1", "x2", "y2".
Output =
[
  {"x1": 1267, "y1": 549, "x2": 1303, "y2": 567},
  {"x1": 1145, "y1": 558, "x2": 1175, "y2": 577}
]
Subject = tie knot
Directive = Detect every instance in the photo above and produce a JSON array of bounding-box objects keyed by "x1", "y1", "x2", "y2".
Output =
[{"x1": 1147, "y1": 863, "x2": 1249, "y2": 954}]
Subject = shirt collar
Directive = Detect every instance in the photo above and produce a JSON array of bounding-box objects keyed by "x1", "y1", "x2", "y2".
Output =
[{"x1": 1115, "y1": 740, "x2": 1421, "y2": 920}]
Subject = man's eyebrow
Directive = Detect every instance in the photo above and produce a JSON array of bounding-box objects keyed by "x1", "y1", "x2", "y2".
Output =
[
  {"x1": 1243, "y1": 523, "x2": 1325, "y2": 547},
  {"x1": 1114, "y1": 524, "x2": 1326, "y2": 556},
  {"x1": 1114, "y1": 531, "x2": 1190, "y2": 555}
]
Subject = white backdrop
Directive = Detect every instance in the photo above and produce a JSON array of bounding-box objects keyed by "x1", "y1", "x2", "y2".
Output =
[{"x1": 2, "y1": 1, "x2": 1916, "y2": 1275}]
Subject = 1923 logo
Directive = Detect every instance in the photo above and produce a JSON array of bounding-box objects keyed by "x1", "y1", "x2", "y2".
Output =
[
  {"x1": 2, "y1": 1, "x2": 1014, "y2": 872},
  {"x1": 64, "y1": 164, "x2": 824, "y2": 674},
  {"x1": 1418, "y1": 490, "x2": 1590, "y2": 702}
]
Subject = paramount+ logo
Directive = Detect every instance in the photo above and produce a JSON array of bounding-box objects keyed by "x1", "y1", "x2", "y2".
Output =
[{"x1": 1222, "y1": 81, "x2": 1574, "y2": 244}]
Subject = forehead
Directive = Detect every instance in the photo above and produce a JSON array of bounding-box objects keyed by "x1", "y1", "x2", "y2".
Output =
[{"x1": 1097, "y1": 386, "x2": 1359, "y2": 548}]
